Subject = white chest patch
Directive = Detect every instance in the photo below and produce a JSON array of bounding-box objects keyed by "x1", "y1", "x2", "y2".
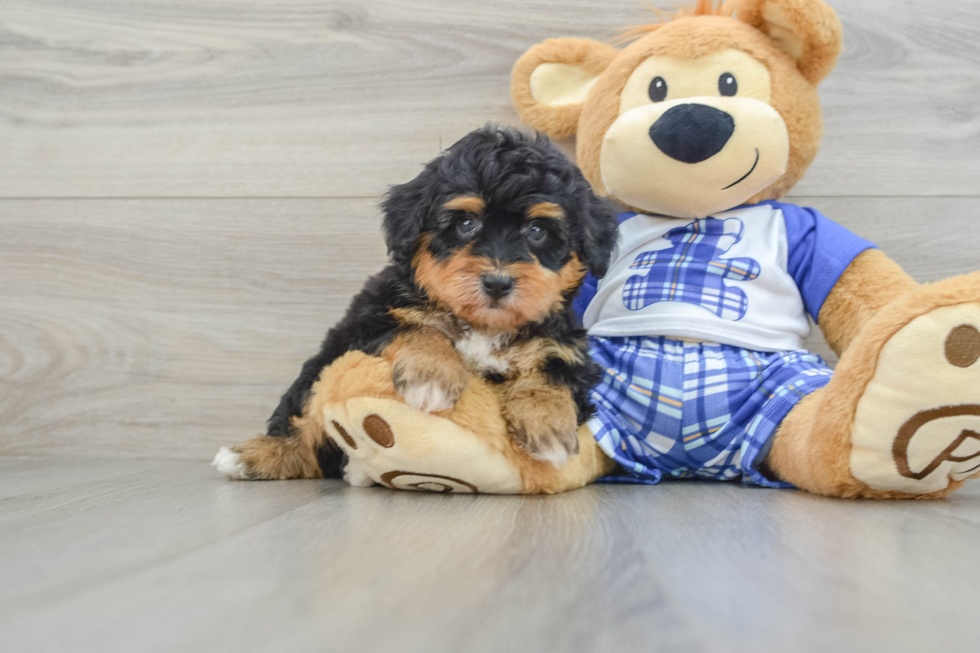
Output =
[{"x1": 455, "y1": 331, "x2": 510, "y2": 375}]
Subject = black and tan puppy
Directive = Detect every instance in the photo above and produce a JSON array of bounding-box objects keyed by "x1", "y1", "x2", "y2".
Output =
[{"x1": 214, "y1": 126, "x2": 618, "y2": 481}]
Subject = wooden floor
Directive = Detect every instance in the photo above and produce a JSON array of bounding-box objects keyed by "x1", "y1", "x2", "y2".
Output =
[
  {"x1": 2, "y1": 1, "x2": 980, "y2": 650},
  {"x1": 2, "y1": 456, "x2": 980, "y2": 653}
]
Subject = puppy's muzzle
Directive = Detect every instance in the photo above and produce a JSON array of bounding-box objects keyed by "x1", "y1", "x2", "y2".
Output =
[
  {"x1": 481, "y1": 273, "x2": 515, "y2": 301},
  {"x1": 649, "y1": 104, "x2": 735, "y2": 164}
]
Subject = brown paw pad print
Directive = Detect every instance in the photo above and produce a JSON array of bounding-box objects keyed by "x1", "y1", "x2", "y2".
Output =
[
  {"x1": 329, "y1": 412, "x2": 481, "y2": 493},
  {"x1": 891, "y1": 324, "x2": 980, "y2": 481},
  {"x1": 945, "y1": 324, "x2": 980, "y2": 368},
  {"x1": 362, "y1": 414, "x2": 395, "y2": 448},
  {"x1": 380, "y1": 470, "x2": 478, "y2": 493},
  {"x1": 850, "y1": 306, "x2": 980, "y2": 494}
]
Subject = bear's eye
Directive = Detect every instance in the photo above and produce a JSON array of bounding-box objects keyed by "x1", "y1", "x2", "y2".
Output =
[
  {"x1": 648, "y1": 76, "x2": 668, "y2": 103},
  {"x1": 455, "y1": 215, "x2": 479, "y2": 238},
  {"x1": 719, "y1": 73, "x2": 738, "y2": 97}
]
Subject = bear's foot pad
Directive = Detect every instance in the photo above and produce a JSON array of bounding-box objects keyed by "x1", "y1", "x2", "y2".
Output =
[{"x1": 851, "y1": 303, "x2": 980, "y2": 494}]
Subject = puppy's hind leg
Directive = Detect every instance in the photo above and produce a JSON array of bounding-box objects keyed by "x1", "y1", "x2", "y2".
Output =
[{"x1": 213, "y1": 415, "x2": 329, "y2": 481}]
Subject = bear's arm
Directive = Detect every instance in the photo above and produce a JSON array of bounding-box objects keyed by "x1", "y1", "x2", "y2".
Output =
[
  {"x1": 779, "y1": 201, "x2": 918, "y2": 357},
  {"x1": 817, "y1": 249, "x2": 918, "y2": 356}
]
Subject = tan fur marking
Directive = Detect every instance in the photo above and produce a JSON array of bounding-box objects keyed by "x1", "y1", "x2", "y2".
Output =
[
  {"x1": 389, "y1": 307, "x2": 461, "y2": 339},
  {"x1": 414, "y1": 240, "x2": 585, "y2": 330},
  {"x1": 229, "y1": 435, "x2": 324, "y2": 480},
  {"x1": 383, "y1": 326, "x2": 470, "y2": 412},
  {"x1": 382, "y1": 325, "x2": 458, "y2": 366},
  {"x1": 220, "y1": 385, "x2": 332, "y2": 480},
  {"x1": 445, "y1": 195, "x2": 485, "y2": 214},
  {"x1": 499, "y1": 373, "x2": 580, "y2": 463},
  {"x1": 504, "y1": 337, "x2": 584, "y2": 376},
  {"x1": 504, "y1": 254, "x2": 587, "y2": 327},
  {"x1": 527, "y1": 202, "x2": 565, "y2": 219}
]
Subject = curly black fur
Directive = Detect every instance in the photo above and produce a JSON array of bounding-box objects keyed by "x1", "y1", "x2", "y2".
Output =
[{"x1": 265, "y1": 125, "x2": 619, "y2": 477}]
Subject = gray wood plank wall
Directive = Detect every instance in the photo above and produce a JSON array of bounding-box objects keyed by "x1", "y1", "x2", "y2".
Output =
[{"x1": 2, "y1": 0, "x2": 979, "y2": 460}]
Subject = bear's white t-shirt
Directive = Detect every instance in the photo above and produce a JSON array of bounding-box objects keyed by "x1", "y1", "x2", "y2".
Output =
[{"x1": 574, "y1": 201, "x2": 876, "y2": 353}]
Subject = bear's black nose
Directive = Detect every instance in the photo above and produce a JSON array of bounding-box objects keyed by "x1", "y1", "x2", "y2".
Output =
[
  {"x1": 649, "y1": 104, "x2": 735, "y2": 164},
  {"x1": 481, "y1": 274, "x2": 515, "y2": 301}
]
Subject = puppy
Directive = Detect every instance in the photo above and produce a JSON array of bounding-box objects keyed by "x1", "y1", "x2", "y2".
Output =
[{"x1": 216, "y1": 126, "x2": 618, "y2": 481}]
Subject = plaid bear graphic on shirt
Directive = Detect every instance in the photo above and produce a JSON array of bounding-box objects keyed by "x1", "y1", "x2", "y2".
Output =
[{"x1": 622, "y1": 217, "x2": 761, "y2": 321}]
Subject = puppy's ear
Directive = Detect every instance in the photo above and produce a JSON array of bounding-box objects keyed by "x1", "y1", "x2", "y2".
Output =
[
  {"x1": 575, "y1": 190, "x2": 620, "y2": 279},
  {"x1": 511, "y1": 38, "x2": 619, "y2": 139},
  {"x1": 381, "y1": 169, "x2": 433, "y2": 265}
]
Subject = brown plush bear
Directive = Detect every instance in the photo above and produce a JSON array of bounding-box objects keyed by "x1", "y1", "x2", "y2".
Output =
[
  {"x1": 219, "y1": 0, "x2": 980, "y2": 498},
  {"x1": 507, "y1": 0, "x2": 980, "y2": 498}
]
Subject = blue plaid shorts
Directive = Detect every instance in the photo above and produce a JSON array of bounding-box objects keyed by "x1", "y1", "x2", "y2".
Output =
[{"x1": 586, "y1": 336, "x2": 833, "y2": 487}]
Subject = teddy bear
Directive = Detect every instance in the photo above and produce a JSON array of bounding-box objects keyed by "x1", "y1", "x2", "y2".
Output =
[{"x1": 219, "y1": 0, "x2": 980, "y2": 499}]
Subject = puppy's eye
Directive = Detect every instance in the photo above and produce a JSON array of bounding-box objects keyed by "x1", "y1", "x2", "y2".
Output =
[
  {"x1": 526, "y1": 222, "x2": 548, "y2": 245},
  {"x1": 719, "y1": 73, "x2": 738, "y2": 97},
  {"x1": 649, "y1": 77, "x2": 668, "y2": 103},
  {"x1": 456, "y1": 215, "x2": 479, "y2": 238}
]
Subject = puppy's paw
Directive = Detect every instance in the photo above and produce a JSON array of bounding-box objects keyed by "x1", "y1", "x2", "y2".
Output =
[
  {"x1": 212, "y1": 446, "x2": 249, "y2": 480},
  {"x1": 518, "y1": 425, "x2": 580, "y2": 469},
  {"x1": 342, "y1": 464, "x2": 376, "y2": 488},
  {"x1": 399, "y1": 381, "x2": 458, "y2": 413},
  {"x1": 504, "y1": 388, "x2": 580, "y2": 469},
  {"x1": 392, "y1": 355, "x2": 468, "y2": 413}
]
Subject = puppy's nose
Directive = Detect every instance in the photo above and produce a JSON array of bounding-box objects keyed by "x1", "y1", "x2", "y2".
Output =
[
  {"x1": 649, "y1": 104, "x2": 735, "y2": 164},
  {"x1": 481, "y1": 274, "x2": 515, "y2": 301}
]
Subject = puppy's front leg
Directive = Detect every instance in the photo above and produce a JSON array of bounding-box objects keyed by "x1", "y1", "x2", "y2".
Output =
[
  {"x1": 384, "y1": 327, "x2": 469, "y2": 413},
  {"x1": 501, "y1": 374, "x2": 580, "y2": 469}
]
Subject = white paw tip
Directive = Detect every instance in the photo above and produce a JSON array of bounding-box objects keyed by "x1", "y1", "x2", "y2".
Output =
[
  {"x1": 531, "y1": 442, "x2": 570, "y2": 470},
  {"x1": 212, "y1": 447, "x2": 248, "y2": 480},
  {"x1": 343, "y1": 465, "x2": 376, "y2": 488},
  {"x1": 402, "y1": 382, "x2": 455, "y2": 413}
]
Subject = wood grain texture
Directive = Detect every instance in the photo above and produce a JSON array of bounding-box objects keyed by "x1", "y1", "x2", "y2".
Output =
[
  {"x1": 2, "y1": 457, "x2": 980, "y2": 653},
  {"x1": 1, "y1": 0, "x2": 978, "y2": 199},
  {"x1": 2, "y1": 196, "x2": 977, "y2": 458},
  {"x1": 0, "y1": 198, "x2": 388, "y2": 458}
]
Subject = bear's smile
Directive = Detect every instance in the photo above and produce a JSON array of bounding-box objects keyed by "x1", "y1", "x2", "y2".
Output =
[{"x1": 722, "y1": 148, "x2": 761, "y2": 190}]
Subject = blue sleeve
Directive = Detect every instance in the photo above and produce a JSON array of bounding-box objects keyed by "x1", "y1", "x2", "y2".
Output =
[
  {"x1": 572, "y1": 272, "x2": 598, "y2": 323},
  {"x1": 778, "y1": 202, "x2": 877, "y2": 323}
]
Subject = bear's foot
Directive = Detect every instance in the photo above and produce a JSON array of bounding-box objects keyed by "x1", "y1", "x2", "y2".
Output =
[
  {"x1": 850, "y1": 302, "x2": 980, "y2": 495},
  {"x1": 324, "y1": 397, "x2": 525, "y2": 494},
  {"x1": 768, "y1": 273, "x2": 980, "y2": 499},
  {"x1": 315, "y1": 351, "x2": 616, "y2": 494}
]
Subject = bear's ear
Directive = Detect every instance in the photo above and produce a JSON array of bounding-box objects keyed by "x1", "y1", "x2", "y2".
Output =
[
  {"x1": 737, "y1": 0, "x2": 843, "y2": 85},
  {"x1": 511, "y1": 38, "x2": 620, "y2": 139}
]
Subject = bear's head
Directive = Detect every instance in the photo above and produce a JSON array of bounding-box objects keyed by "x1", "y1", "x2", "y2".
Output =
[{"x1": 511, "y1": 0, "x2": 843, "y2": 219}]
